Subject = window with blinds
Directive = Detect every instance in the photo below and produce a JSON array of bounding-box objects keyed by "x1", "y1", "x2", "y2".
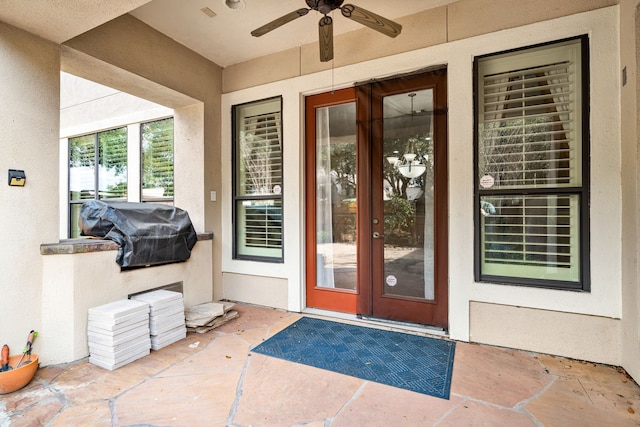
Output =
[
  {"x1": 141, "y1": 118, "x2": 174, "y2": 203},
  {"x1": 233, "y1": 97, "x2": 284, "y2": 261},
  {"x1": 475, "y1": 36, "x2": 589, "y2": 290},
  {"x1": 480, "y1": 194, "x2": 579, "y2": 282},
  {"x1": 239, "y1": 111, "x2": 282, "y2": 195}
]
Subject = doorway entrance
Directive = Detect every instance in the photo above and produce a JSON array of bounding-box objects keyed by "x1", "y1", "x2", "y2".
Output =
[{"x1": 305, "y1": 69, "x2": 448, "y2": 328}]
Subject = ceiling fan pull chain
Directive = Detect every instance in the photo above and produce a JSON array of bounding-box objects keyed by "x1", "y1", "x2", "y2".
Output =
[{"x1": 331, "y1": 56, "x2": 335, "y2": 94}]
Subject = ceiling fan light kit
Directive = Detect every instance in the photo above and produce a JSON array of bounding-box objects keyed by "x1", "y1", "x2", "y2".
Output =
[
  {"x1": 251, "y1": 0, "x2": 402, "y2": 62},
  {"x1": 225, "y1": 0, "x2": 246, "y2": 10}
]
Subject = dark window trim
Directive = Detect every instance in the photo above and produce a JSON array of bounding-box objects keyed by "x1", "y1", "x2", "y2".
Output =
[
  {"x1": 473, "y1": 34, "x2": 591, "y2": 291},
  {"x1": 231, "y1": 95, "x2": 284, "y2": 263}
]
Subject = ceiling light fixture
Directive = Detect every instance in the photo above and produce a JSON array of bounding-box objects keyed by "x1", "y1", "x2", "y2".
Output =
[
  {"x1": 387, "y1": 93, "x2": 427, "y2": 179},
  {"x1": 225, "y1": 0, "x2": 246, "y2": 10}
]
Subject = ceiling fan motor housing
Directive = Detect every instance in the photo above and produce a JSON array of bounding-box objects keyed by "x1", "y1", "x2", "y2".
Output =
[{"x1": 307, "y1": 0, "x2": 345, "y2": 15}]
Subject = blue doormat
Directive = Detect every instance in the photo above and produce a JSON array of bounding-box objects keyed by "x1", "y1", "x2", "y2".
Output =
[{"x1": 251, "y1": 317, "x2": 456, "y2": 399}]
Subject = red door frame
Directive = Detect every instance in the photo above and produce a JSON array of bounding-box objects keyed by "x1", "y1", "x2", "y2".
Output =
[
  {"x1": 304, "y1": 88, "x2": 358, "y2": 313},
  {"x1": 305, "y1": 68, "x2": 448, "y2": 328},
  {"x1": 364, "y1": 69, "x2": 449, "y2": 327}
]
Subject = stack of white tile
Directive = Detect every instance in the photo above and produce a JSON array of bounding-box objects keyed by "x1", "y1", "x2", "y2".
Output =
[
  {"x1": 88, "y1": 299, "x2": 151, "y2": 370},
  {"x1": 131, "y1": 290, "x2": 186, "y2": 350}
]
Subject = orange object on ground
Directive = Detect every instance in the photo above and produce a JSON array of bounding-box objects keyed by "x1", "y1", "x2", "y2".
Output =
[
  {"x1": 0, "y1": 353, "x2": 38, "y2": 394},
  {"x1": 1, "y1": 344, "x2": 9, "y2": 371}
]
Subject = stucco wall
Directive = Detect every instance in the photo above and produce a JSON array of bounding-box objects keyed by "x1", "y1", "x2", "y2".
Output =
[
  {"x1": 2, "y1": 0, "x2": 635, "y2": 378},
  {"x1": 221, "y1": 6, "x2": 625, "y2": 367},
  {"x1": 63, "y1": 14, "x2": 223, "y2": 297},
  {"x1": 50, "y1": 75, "x2": 214, "y2": 366},
  {"x1": 60, "y1": 72, "x2": 172, "y2": 139},
  {"x1": 470, "y1": 302, "x2": 621, "y2": 365},
  {"x1": 0, "y1": 14, "x2": 223, "y2": 365},
  {"x1": 48, "y1": 16, "x2": 222, "y2": 364},
  {"x1": 41, "y1": 241, "x2": 212, "y2": 365},
  {"x1": 0, "y1": 21, "x2": 60, "y2": 361},
  {"x1": 222, "y1": 273, "x2": 288, "y2": 311},
  {"x1": 223, "y1": 0, "x2": 617, "y2": 93},
  {"x1": 620, "y1": 0, "x2": 640, "y2": 383}
]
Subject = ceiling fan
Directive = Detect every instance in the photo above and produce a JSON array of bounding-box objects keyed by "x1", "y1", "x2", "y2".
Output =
[{"x1": 251, "y1": 0, "x2": 402, "y2": 62}]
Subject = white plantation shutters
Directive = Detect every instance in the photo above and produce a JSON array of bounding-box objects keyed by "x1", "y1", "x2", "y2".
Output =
[
  {"x1": 479, "y1": 62, "x2": 579, "y2": 189},
  {"x1": 240, "y1": 112, "x2": 282, "y2": 195},
  {"x1": 479, "y1": 194, "x2": 579, "y2": 281},
  {"x1": 475, "y1": 37, "x2": 588, "y2": 289},
  {"x1": 97, "y1": 128, "x2": 128, "y2": 199},
  {"x1": 233, "y1": 97, "x2": 284, "y2": 260},
  {"x1": 141, "y1": 118, "x2": 174, "y2": 202}
]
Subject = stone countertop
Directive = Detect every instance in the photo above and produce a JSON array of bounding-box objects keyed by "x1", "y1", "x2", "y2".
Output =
[{"x1": 40, "y1": 232, "x2": 213, "y2": 255}]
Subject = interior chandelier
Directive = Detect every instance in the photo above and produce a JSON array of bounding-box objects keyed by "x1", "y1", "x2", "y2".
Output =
[{"x1": 386, "y1": 93, "x2": 427, "y2": 179}]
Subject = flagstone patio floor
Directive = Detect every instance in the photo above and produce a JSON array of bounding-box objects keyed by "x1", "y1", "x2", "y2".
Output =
[{"x1": 2, "y1": 303, "x2": 639, "y2": 426}]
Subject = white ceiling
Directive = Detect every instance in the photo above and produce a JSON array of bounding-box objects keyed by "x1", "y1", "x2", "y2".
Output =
[
  {"x1": 0, "y1": 0, "x2": 152, "y2": 44},
  {"x1": 0, "y1": 0, "x2": 455, "y2": 68},
  {"x1": 129, "y1": 0, "x2": 457, "y2": 67}
]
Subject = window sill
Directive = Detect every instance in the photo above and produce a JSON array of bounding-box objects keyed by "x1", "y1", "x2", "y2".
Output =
[{"x1": 40, "y1": 232, "x2": 213, "y2": 255}]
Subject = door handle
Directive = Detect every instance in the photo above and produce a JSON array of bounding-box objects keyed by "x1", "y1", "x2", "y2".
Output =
[{"x1": 373, "y1": 231, "x2": 384, "y2": 239}]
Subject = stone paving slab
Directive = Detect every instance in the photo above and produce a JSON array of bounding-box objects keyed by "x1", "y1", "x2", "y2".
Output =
[{"x1": 1, "y1": 303, "x2": 638, "y2": 426}]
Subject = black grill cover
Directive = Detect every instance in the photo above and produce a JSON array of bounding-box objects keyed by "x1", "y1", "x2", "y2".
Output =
[{"x1": 79, "y1": 200, "x2": 198, "y2": 268}]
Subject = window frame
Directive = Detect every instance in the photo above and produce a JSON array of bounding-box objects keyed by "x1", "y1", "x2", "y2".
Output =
[
  {"x1": 140, "y1": 117, "x2": 175, "y2": 204},
  {"x1": 231, "y1": 96, "x2": 284, "y2": 263},
  {"x1": 67, "y1": 117, "x2": 176, "y2": 238},
  {"x1": 68, "y1": 126, "x2": 128, "y2": 238},
  {"x1": 473, "y1": 35, "x2": 591, "y2": 291}
]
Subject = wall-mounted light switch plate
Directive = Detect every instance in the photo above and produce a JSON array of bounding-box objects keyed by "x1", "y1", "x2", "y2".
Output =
[{"x1": 210, "y1": 191, "x2": 217, "y2": 202}]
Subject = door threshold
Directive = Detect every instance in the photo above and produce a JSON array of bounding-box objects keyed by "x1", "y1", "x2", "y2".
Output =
[
  {"x1": 302, "y1": 308, "x2": 448, "y2": 337},
  {"x1": 357, "y1": 315, "x2": 446, "y2": 333}
]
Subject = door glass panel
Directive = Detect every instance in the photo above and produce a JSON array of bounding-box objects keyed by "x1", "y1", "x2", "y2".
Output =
[
  {"x1": 382, "y1": 90, "x2": 434, "y2": 300},
  {"x1": 315, "y1": 102, "x2": 357, "y2": 290}
]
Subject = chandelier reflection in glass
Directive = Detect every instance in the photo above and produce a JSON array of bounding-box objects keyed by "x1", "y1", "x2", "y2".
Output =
[{"x1": 386, "y1": 93, "x2": 428, "y2": 178}]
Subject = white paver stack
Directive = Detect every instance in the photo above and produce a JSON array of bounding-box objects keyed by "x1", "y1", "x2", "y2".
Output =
[
  {"x1": 87, "y1": 299, "x2": 151, "y2": 370},
  {"x1": 131, "y1": 290, "x2": 186, "y2": 350}
]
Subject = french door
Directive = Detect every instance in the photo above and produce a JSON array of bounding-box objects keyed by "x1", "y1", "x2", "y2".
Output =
[{"x1": 305, "y1": 69, "x2": 448, "y2": 328}]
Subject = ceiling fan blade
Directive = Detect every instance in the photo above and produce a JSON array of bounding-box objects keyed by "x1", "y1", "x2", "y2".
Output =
[
  {"x1": 318, "y1": 16, "x2": 334, "y2": 62},
  {"x1": 340, "y1": 4, "x2": 402, "y2": 38},
  {"x1": 251, "y1": 8, "x2": 310, "y2": 37}
]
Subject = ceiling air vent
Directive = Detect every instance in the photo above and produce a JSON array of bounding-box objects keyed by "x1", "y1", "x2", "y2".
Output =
[{"x1": 200, "y1": 7, "x2": 216, "y2": 18}]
